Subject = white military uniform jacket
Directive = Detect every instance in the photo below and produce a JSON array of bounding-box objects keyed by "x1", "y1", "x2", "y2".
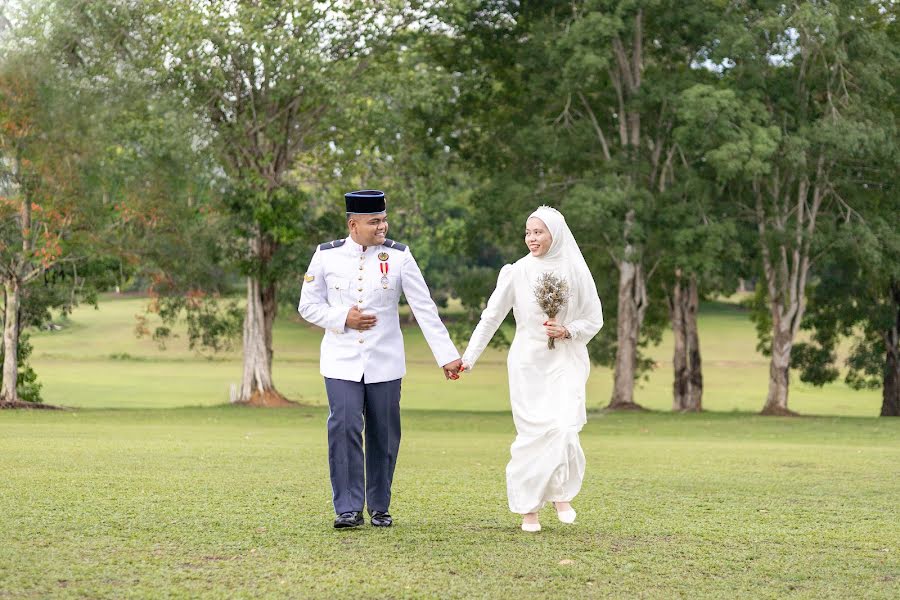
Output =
[{"x1": 298, "y1": 237, "x2": 460, "y2": 384}]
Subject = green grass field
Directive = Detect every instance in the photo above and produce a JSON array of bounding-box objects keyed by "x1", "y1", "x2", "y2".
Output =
[
  {"x1": 1, "y1": 295, "x2": 897, "y2": 598},
  {"x1": 26, "y1": 295, "x2": 883, "y2": 415},
  {"x1": 1, "y1": 408, "x2": 897, "y2": 598}
]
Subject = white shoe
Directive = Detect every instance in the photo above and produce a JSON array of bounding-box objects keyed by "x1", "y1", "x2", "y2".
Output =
[
  {"x1": 556, "y1": 508, "x2": 576, "y2": 524},
  {"x1": 521, "y1": 521, "x2": 541, "y2": 532}
]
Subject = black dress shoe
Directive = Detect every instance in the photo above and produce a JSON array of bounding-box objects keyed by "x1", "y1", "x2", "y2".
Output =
[
  {"x1": 370, "y1": 511, "x2": 392, "y2": 527},
  {"x1": 333, "y1": 511, "x2": 364, "y2": 529}
]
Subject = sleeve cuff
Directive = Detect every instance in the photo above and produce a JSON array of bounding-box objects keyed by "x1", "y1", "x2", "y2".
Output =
[
  {"x1": 436, "y1": 350, "x2": 461, "y2": 368},
  {"x1": 327, "y1": 306, "x2": 351, "y2": 334}
]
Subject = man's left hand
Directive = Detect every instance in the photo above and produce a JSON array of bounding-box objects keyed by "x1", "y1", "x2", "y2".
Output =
[{"x1": 442, "y1": 359, "x2": 463, "y2": 380}]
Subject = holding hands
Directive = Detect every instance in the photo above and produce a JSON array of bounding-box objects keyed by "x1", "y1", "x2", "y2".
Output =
[{"x1": 442, "y1": 358, "x2": 464, "y2": 380}]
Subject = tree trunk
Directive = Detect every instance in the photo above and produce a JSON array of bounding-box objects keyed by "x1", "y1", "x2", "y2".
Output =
[
  {"x1": 238, "y1": 275, "x2": 291, "y2": 407},
  {"x1": 669, "y1": 274, "x2": 703, "y2": 412},
  {"x1": 670, "y1": 273, "x2": 689, "y2": 411},
  {"x1": 883, "y1": 338, "x2": 900, "y2": 417},
  {"x1": 761, "y1": 324, "x2": 796, "y2": 415},
  {"x1": 685, "y1": 275, "x2": 703, "y2": 411},
  {"x1": 1, "y1": 279, "x2": 20, "y2": 403},
  {"x1": 881, "y1": 288, "x2": 900, "y2": 417},
  {"x1": 755, "y1": 176, "x2": 820, "y2": 417},
  {"x1": 238, "y1": 231, "x2": 293, "y2": 407},
  {"x1": 608, "y1": 255, "x2": 647, "y2": 410},
  {"x1": 261, "y1": 279, "x2": 277, "y2": 371}
]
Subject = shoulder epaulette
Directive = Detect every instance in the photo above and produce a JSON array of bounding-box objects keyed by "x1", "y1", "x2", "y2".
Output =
[
  {"x1": 383, "y1": 239, "x2": 407, "y2": 252},
  {"x1": 318, "y1": 239, "x2": 346, "y2": 251}
]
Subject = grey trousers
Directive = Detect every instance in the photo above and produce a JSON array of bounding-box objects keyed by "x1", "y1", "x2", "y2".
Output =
[{"x1": 324, "y1": 377, "x2": 402, "y2": 515}]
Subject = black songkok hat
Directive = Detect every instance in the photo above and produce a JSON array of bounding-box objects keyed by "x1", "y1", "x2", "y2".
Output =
[{"x1": 345, "y1": 190, "x2": 386, "y2": 214}]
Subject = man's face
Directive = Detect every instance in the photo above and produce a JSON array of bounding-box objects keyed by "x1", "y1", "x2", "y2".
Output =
[{"x1": 348, "y1": 212, "x2": 389, "y2": 246}]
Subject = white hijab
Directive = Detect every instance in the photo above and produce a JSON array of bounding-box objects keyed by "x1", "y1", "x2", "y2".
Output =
[{"x1": 523, "y1": 206, "x2": 599, "y2": 321}]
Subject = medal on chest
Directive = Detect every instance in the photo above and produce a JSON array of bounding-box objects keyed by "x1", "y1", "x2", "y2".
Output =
[{"x1": 379, "y1": 262, "x2": 389, "y2": 288}]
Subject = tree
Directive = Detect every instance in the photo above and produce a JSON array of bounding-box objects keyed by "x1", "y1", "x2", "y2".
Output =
[
  {"x1": 555, "y1": 1, "x2": 749, "y2": 411},
  {"x1": 790, "y1": 3, "x2": 899, "y2": 418},
  {"x1": 326, "y1": 24, "x2": 485, "y2": 323},
  {"x1": 30, "y1": 1, "x2": 476, "y2": 401},
  {"x1": 791, "y1": 207, "x2": 899, "y2": 417},
  {"x1": 0, "y1": 0, "x2": 219, "y2": 406},
  {"x1": 654, "y1": 178, "x2": 741, "y2": 411},
  {"x1": 683, "y1": 0, "x2": 898, "y2": 414},
  {"x1": 0, "y1": 55, "x2": 112, "y2": 405},
  {"x1": 140, "y1": 1, "x2": 420, "y2": 405},
  {"x1": 435, "y1": 1, "x2": 730, "y2": 409}
]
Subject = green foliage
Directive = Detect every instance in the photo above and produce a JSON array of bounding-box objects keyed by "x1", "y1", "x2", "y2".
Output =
[
  {"x1": 313, "y1": 25, "x2": 510, "y2": 333},
  {"x1": 794, "y1": 214, "x2": 900, "y2": 390},
  {"x1": 746, "y1": 284, "x2": 772, "y2": 358},
  {"x1": 674, "y1": 85, "x2": 780, "y2": 182},
  {"x1": 0, "y1": 5, "x2": 152, "y2": 402},
  {"x1": 3, "y1": 0, "x2": 897, "y2": 411},
  {"x1": 792, "y1": 341, "x2": 840, "y2": 387},
  {"x1": 138, "y1": 295, "x2": 243, "y2": 355},
  {"x1": 221, "y1": 183, "x2": 312, "y2": 282},
  {"x1": 845, "y1": 338, "x2": 886, "y2": 391},
  {"x1": 673, "y1": 0, "x2": 899, "y2": 410},
  {"x1": 152, "y1": 0, "x2": 399, "y2": 244},
  {"x1": 2, "y1": 0, "x2": 232, "y2": 363}
]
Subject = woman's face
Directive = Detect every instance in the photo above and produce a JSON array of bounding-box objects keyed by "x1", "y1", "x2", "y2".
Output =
[{"x1": 525, "y1": 217, "x2": 552, "y2": 257}]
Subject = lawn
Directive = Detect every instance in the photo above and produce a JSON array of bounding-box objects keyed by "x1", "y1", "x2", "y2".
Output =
[
  {"x1": 0, "y1": 408, "x2": 897, "y2": 599},
  {"x1": 1, "y1": 295, "x2": 896, "y2": 598},
  {"x1": 26, "y1": 295, "x2": 882, "y2": 415}
]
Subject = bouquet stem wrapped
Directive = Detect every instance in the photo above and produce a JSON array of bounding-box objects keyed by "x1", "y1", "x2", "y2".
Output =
[{"x1": 533, "y1": 272, "x2": 569, "y2": 349}]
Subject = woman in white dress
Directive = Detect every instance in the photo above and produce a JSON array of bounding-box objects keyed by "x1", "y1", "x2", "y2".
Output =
[{"x1": 461, "y1": 206, "x2": 603, "y2": 532}]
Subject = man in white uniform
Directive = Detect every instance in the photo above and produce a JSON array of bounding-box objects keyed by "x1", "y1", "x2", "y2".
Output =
[{"x1": 298, "y1": 189, "x2": 462, "y2": 529}]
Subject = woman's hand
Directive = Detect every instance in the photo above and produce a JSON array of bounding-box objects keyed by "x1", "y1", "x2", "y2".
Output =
[{"x1": 543, "y1": 318, "x2": 569, "y2": 340}]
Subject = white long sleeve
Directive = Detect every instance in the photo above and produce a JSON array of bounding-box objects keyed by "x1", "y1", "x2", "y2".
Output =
[
  {"x1": 297, "y1": 248, "x2": 351, "y2": 333},
  {"x1": 400, "y1": 250, "x2": 460, "y2": 368},
  {"x1": 462, "y1": 264, "x2": 515, "y2": 370},
  {"x1": 564, "y1": 278, "x2": 604, "y2": 342}
]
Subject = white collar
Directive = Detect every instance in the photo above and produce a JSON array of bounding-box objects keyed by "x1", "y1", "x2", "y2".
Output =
[{"x1": 345, "y1": 238, "x2": 368, "y2": 254}]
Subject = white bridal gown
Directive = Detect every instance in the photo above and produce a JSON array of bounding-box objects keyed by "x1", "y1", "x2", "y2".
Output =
[{"x1": 462, "y1": 257, "x2": 604, "y2": 514}]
